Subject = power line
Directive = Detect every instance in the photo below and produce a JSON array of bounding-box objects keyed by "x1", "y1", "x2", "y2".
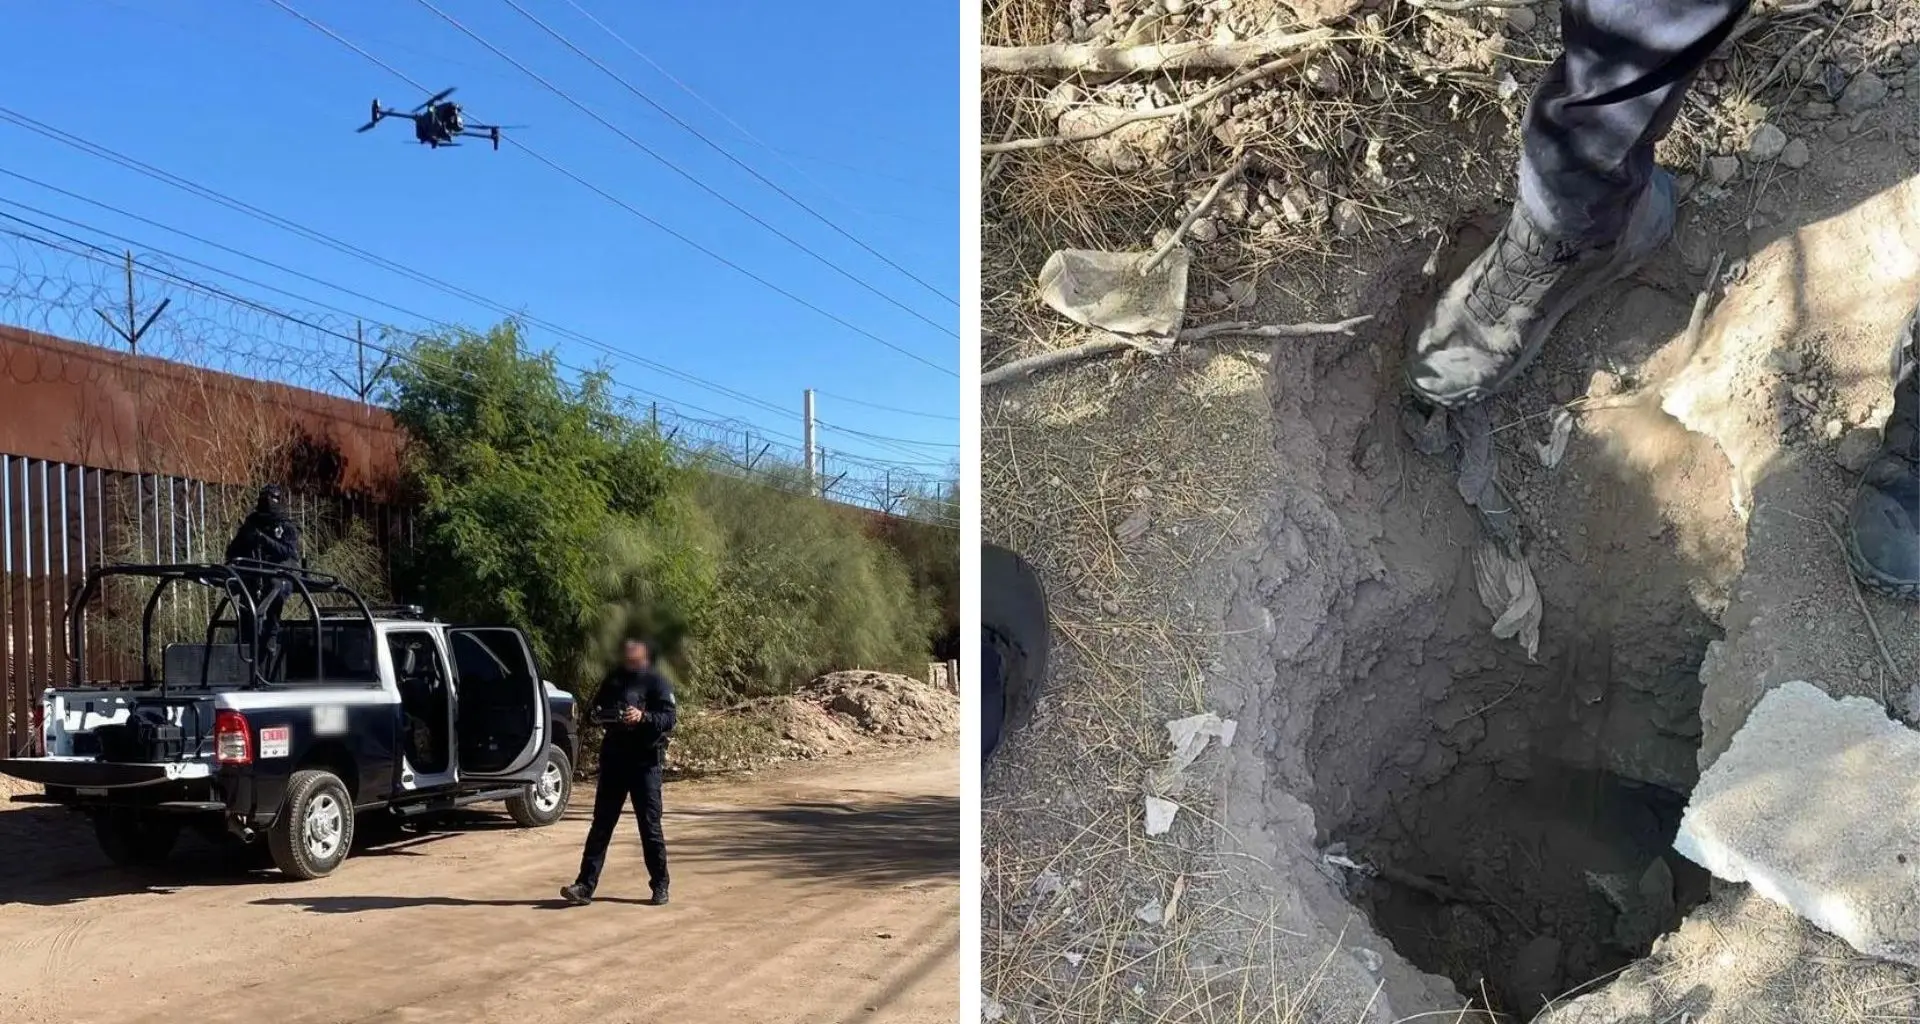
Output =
[
  {"x1": 0, "y1": 175, "x2": 792, "y2": 450},
  {"x1": 407, "y1": 0, "x2": 958, "y2": 344},
  {"x1": 814, "y1": 390, "x2": 958, "y2": 422},
  {"x1": 264, "y1": 0, "x2": 957, "y2": 378},
  {"x1": 0, "y1": 215, "x2": 957, "y2": 521},
  {"x1": 502, "y1": 0, "x2": 957, "y2": 309},
  {"x1": 555, "y1": 0, "x2": 946, "y2": 214},
  {"x1": 0, "y1": 107, "x2": 951, "y2": 456}
]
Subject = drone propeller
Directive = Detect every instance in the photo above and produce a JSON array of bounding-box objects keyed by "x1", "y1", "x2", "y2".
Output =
[
  {"x1": 355, "y1": 119, "x2": 381, "y2": 133},
  {"x1": 412, "y1": 86, "x2": 456, "y2": 112}
]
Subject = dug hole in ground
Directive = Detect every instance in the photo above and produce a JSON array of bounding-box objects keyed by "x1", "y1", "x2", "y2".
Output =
[{"x1": 981, "y1": 1, "x2": 1920, "y2": 1020}]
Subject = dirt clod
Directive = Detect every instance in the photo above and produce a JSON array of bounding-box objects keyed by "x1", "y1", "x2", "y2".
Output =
[{"x1": 1748, "y1": 123, "x2": 1789, "y2": 162}]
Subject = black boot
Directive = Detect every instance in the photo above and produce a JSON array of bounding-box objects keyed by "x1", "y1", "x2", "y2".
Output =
[
  {"x1": 1407, "y1": 171, "x2": 1677, "y2": 409},
  {"x1": 1844, "y1": 308, "x2": 1919, "y2": 601},
  {"x1": 560, "y1": 882, "x2": 592, "y2": 906},
  {"x1": 649, "y1": 884, "x2": 669, "y2": 906},
  {"x1": 983, "y1": 544, "x2": 1049, "y2": 765}
]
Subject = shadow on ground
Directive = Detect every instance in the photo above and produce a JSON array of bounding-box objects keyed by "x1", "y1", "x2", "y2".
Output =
[
  {"x1": 0, "y1": 802, "x2": 550, "y2": 906},
  {"x1": 673, "y1": 793, "x2": 958, "y2": 888}
]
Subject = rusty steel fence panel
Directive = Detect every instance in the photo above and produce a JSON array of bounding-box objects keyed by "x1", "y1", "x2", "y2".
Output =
[{"x1": 1, "y1": 456, "x2": 406, "y2": 756}]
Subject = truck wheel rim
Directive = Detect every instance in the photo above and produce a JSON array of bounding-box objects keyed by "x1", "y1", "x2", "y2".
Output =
[
  {"x1": 307, "y1": 793, "x2": 344, "y2": 860},
  {"x1": 534, "y1": 760, "x2": 564, "y2": 813}
]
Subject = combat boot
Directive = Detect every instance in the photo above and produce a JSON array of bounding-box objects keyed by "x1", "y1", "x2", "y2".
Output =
[
  {"x1": 1845, "y1": 308, "x2": 1920, "y2": 600},
  {"x1": 1407, "y1": 171, "x2": 1677, "y2": 409},
  {"x1": 983, "y1": 544, "x2": 1049, "y2": 765}
]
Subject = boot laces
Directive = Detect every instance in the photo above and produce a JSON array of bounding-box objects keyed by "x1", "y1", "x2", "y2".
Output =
[{"x1": 1462, "y1": 217, "x2": 1582, "y2": 324}]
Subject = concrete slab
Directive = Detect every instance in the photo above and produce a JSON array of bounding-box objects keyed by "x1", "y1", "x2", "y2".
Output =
[{"x1": 1675, "y1": 680, "x2": 1920, "y2": 968}]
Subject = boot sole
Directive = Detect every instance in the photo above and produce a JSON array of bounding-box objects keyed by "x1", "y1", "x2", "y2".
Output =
[
  {"x1": 1412, "y1": 174, "x2": 1678, "y2": 410},
  {"x1": 983, "y1": 544, "x2": 1050, "y2": 746},
  {"x1": 1847, "y1": 314, "x2": 1919, "y2": 602},
  {"x1": 1845, "y1": 532, "x2": 1920, "y2": 602}
]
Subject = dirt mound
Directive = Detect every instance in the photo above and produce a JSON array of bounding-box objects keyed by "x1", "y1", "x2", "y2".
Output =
[
  {"x1": 789, "y1": 671, "x2": 961, "y2": 751},
  {"x1": 674, "y1": 672, "x2": 959, "y2": 773}
]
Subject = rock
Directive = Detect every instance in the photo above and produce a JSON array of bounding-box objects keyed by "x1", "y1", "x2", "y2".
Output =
[
  {"x1": 1824, "y1": 418, "x2": 1845, "y2": 441},
  {"x1": 1780, "y1": 138, "x2": 1811, "y2": 170},
  {"x1": 1306, "y1": 62, "x2": 1343, "y2": 96},
  {"x1": 1278, "y1": 0, "x2": 1365, "y2": 25},
  {"x1": 1746, "y1": 123, "x2": 1789, "y2": 162},
  {"x1": 1706, "y1": 154, "x2": 1741, "y2": 186},
  {"x1": 1837, "y1": 71, "x2": 1890, "y2": 115},
  {"x1": 1769, "y1": 348, "x2": 1804, "y2": 375},
  {"x1": 1837, "y1": 427, "x2": 1882, "y2": 473},
  {"x1": 1803, "y1": 101, "x2": 1835, "y2": 119},
  {"x1": 1188, "y1": 217, "x2": 1218, "y2": 243},
  {"x1": 1826, "y1": 120, "x2": 1852, "y2": 143},
  {"x1": 1163, "y1": 0, "x2": 1188, "y2": 13},
  {"x1": 1226, "y1": 277, "x2": 1257, "y2": 308},
  {"x1": 1043, "y1": 82, "x2": 1084, "y2": 120},
  {"x1": 1332, "y1": 200, "x2": 1364, "y2": 237},
  {"x1": 1280, "y1": 187, "x2": 1320, "y2": 225},
  {"x1": 1505, "y1": 5, "x2": 1536, "y2": 32},
  {"x1": 1676, "y1": 681, "x2": 1920, "y2": 969},
  {"x1": 1587, "y1": 370, "x2": 1624, "y2": 399}
]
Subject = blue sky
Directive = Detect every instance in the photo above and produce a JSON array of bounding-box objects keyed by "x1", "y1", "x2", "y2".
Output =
[{"x1": 0, "y1": 0, "x2": 958, "y2": 486}]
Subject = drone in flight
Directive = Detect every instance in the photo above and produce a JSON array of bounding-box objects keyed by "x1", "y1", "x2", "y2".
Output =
[{"x1": 356, "y1": 88, "x2": 519, "y2": 150}]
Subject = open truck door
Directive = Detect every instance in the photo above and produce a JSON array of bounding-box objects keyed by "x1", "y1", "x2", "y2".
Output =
[{"x1": 446, "y1": 627, "x2": 548, "y2": 783}]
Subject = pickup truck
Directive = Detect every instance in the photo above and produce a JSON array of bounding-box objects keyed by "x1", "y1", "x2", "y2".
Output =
[{"x1": 0, "y1": 560, "x2": 579, "y2": 880}]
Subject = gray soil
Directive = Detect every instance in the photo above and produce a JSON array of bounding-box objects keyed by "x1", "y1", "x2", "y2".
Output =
[{"x1": 983, "y1": 1, "x2": 1920, "y2": 1019}]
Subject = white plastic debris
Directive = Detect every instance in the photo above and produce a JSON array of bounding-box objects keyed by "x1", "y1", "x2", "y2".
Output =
[
  {"x1": 1473, "y1": 538, "x2": 1542, "y2": 658},
  {"x1": 1164, "y1": 713, "x2": 1237, "y2": 774},
  {"x1": 1144, "y1": 796, "x2": 1181, "y2": 836},
  {"x1": 1142, "y1": 713, "x2": 1237, "y2": 835},
  {"x1": 1136, "y1": 900, "x2": 1164, "y2": 925},
  {"x1": 1535, "y1": 406, "x2": 1575, "y2": 468}
]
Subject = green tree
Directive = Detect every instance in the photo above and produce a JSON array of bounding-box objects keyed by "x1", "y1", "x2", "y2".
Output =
[
  {"x1": 683, "y1": 467, "x2": 937, "y2": 700},
  {"x1": 386, "y1": 320, "x2": 700, "y2": 691}
]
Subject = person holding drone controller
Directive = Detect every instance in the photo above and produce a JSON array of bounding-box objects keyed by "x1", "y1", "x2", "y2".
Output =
[{"x1": 562, "y1": 638, "x2": 677, "y2": 907}]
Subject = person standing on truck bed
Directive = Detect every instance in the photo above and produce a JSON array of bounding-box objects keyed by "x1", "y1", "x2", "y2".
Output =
[
  {"x1": 222, "y1": 484, "x2": 302, "y2": 670},
  {"x1": 562, "y1": 637, "x2": 676, "y2": 907}
]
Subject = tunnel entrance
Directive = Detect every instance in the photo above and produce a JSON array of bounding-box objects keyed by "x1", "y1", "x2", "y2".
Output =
[{"x1": 1247, "y1": 232, "x2": 1746, "y2": 1019}]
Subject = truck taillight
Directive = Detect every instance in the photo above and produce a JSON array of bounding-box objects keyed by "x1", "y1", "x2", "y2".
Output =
[{"x1": 214, "y1": 710, "x2": 253, "y2": 765}]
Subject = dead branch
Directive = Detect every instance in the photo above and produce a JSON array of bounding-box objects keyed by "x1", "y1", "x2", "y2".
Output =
[
  {"x1": 981, "y1": 29, "x2": 1335, "y2": 75},
  {"x1": 1143, "y1": 148, "x2": 1248, "y2": 274},
  {"x1": 982, "y1": 315, "x2": 1373, "y2": 388},
  {"x1": 1178, "y1": 315, "x2": 1373, "y2": 343},
  {"x1": 982, "y1": 43, "x2": 1333, "y2": 155},
  {"x1": 1407, "y1": 0, "x2": 1541, "y2": 9}
]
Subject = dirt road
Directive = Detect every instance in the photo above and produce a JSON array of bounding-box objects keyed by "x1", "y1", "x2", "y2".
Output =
[{"x1": 0, "y1": 747, "x2": 958, "y2": 1024}]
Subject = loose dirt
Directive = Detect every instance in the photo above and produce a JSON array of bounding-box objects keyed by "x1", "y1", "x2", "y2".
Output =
[
  {"x1": 681, "y1": 671, "x2": 961, "y2": 771},
  {"x1": 0, "y1": 746, "x2": 958, "y2": 1024},
  {"x1": 983, "y1": 0, "x2": 1919, "y2": 1020}
]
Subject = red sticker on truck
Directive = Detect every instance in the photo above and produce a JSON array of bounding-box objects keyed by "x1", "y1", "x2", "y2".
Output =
[{"x1": 260, "y1": 726, "x2": 292, "y2": 759}]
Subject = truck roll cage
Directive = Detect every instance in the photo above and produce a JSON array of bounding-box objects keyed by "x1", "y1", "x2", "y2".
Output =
[{"x1": 66, "y1": 560, "x2": 377, "y2": 693}]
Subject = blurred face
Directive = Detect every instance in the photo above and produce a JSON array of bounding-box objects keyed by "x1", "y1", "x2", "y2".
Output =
[{"x1": 624, "y1": 641, "x2": 649, "y2": 670}]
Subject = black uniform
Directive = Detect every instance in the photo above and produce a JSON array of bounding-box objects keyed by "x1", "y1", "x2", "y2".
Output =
[
  {"x1": 574, "y1": 664, "x2": 677, "y2": 897},
  {"x1": 223, "y1": 487, "x2": 301, "y2": 659}
]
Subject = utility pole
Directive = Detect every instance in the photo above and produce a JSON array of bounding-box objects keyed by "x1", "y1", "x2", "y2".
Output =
[
  {"x1": 803, "y1": 389, "x2": 818, "y2": 496},
  {"x1": 328, "y1": 321, "x2": 395, "y2": 403},
  {"x1": 94, "y1": 250, "x2": 170, "y2": 354}
]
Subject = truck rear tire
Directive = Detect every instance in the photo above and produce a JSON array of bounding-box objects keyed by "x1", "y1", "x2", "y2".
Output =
[
  {"x1": 269, "y1": 769, "x2": 356, "y2": 880},
  {"x1": 94, "y1": 809, "x2": 180, "y2": 868},
  {"x1": 506, "y1": 744, "x2": 572, "y2": 827}
]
